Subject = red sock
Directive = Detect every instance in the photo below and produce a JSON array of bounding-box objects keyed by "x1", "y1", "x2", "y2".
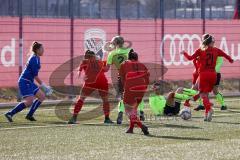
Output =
[
  {"x1": 129, "y1": 118, "x2": 134, "y2": 129},
  {"x1": 135, "y1": 117, "x2": 143, "y2": 128},
  {"x1": 103, "y1": 102, "x2": 110, "y2": 118},
  {"x1": 193, "y1": 94, "x2": 200, "y2": 101},
  {"x1": 184, "y1": 99, "x2": 190, "y2": 107},
  {"x1": 73, "y1": 99, "x2": 84, "y2": 115},
  {"x1": 130, "y1": 114, "x2": 143, "y2": 129},
  {"x1": 202, "y1": 96, "x2": 211, "y2": 114}
]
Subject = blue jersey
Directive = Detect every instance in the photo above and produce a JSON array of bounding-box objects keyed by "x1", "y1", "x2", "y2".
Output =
[{"x1": 19, "y1": 54, "x2": 41, "y2": 82}]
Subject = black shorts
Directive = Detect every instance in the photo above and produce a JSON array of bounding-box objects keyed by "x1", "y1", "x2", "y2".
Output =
[
  {"x1": 163, "y1": 102, "x2": 180, "y2": 116},
  {"x1": 215, "y1": 73, "x2": 221, "y2": 86}
]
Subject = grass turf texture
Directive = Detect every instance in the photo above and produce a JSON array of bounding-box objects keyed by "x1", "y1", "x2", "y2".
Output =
[{"x1": 0, "y1": 98, "x2": 240, "y2": 160}]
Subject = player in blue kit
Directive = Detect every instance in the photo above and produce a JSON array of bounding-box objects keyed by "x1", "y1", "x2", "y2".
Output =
[{"x1": 5, "y1": 42, "x2": 52, "y2": 122}]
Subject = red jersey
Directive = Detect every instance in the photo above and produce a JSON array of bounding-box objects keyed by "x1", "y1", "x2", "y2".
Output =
[
  {"x1": 79, "y1": 58, "x2": 106, "y2": 84},
  {"x1": 119, "y1": 60, "x2": 149, "y2": 91},
  {"x1": 183, "y1": 47, "x2": 233, "y2": 73},
  {"x1": 193, "y1": 57, "x2": 200, "y2": 73}
]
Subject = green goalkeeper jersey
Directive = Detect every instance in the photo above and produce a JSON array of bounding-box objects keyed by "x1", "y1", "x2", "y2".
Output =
[
  {"x1": 215, "y1": 57, "x2": 223, "y2": 73},
  {"x1": 107, "y1": 48, "x2": 131, "y2": 70},
  {"x1": 149, "y1": 94, "x2": 166, "y2": 115}
]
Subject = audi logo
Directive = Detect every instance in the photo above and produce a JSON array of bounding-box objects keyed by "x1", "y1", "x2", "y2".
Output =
[{"x1": 160, "y1": 34, "x2": 201, "y2": 66}]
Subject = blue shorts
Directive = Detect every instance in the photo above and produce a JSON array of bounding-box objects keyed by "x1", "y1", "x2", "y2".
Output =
[{"x1": 18, "y1": 79, "x2": 39, "y2": 98}]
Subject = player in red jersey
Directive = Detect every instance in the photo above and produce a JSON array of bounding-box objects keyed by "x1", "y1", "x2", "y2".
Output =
[
  {"x1": 181, "y1": 34, "x2": 234, "y2": 121},
  {"x1": 68, "y1": 50, "x2": 113, "y2": 124},
  {"x1": 119, "y1": 51, "x2": 150, "y2": 135}
]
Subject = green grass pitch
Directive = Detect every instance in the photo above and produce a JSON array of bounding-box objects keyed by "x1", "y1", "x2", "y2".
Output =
[{"x1": 0, "y1": 98, "x2": 240, "y2": 160}]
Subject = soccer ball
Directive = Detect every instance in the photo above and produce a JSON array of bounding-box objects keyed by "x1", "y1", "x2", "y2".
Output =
[{"x1": 180, "y1": 107, "x2": 192, "y2": 120}]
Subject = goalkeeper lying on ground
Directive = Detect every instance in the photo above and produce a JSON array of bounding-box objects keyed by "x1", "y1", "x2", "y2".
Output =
[{"x1": 149, "y1": 81, "x2": 198, "y2": 116}]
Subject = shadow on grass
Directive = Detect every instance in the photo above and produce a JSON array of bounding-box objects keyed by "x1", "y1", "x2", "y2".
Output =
[
  {"x1": 211, "y1": 121, "x2": 240, "y2": 125},
  {"x1": 227, "y1": 110, "x2": 240, "y2": 113},
  {"x1": 143, "y1": 121, "x2": 202, "y2": 129},
  {"x1": 43, "y1": 121, "x2": 68, "y2": 125},
  {"x1": 147, "y1": 123, "x2": 202, "y2": 129},
  {"x1": 83, "y1": 123, "x2": 129, "y2": 127},
  {"x1": 146, "y1": 134, "x2": 211, "y2": 141}
]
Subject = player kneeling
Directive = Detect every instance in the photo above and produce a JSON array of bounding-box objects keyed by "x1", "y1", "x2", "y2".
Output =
[
  {"x1": 119, "y1": 51, "x2": 150, "y2": 135},
  {"x1": 68, "y1": 50, "x2": 113, "y2": 124}
]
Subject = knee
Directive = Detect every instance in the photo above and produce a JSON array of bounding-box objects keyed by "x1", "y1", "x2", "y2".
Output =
[
  {"x1": 24, "y1": 98, "x2": 34, "y2": 107},
  {"x1": 176, "y1": 87, "x2": 183, "y2": 93},
  {"x1": 38, "y1": 94, "x2": 46, "y2": 102},
  {"x1": 167, "y1": 92, "x2": 175, "y2": 99},
  {"x1": 213, "y1": 88, "x2": 218, "y2": 95}
]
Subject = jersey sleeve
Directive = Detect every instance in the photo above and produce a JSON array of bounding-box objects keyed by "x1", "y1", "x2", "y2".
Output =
[
  {"x1": 217, "y1": 48, "x2": 233, "y2": 63},
  {"x1": 106, "y1": 51, "x2": 114, "y2": 65},
  {"x1": 215, "y1": 57, "x2": 223, "y2": 73},
  {"x1": 183, "y1": 49, "x2": 200, "y2": 61}
]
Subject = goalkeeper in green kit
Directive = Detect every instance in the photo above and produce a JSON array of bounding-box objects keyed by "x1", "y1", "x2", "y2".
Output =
[
  {"x1": 103, "y1": 36, "x2": 145, "y2": 124},
  {"x1": 149, "y1": 81, "x2": 198, "y2": 116}
]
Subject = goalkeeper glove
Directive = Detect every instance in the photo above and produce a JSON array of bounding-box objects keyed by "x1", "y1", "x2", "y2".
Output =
[{"x1": 40, "y1": 83, "x2": 53, "y2": 96}]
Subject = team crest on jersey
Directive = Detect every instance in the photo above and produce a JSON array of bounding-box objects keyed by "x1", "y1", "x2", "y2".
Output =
[{"x1": 84, "y1": 28, "x2": 106, "y2": 60}]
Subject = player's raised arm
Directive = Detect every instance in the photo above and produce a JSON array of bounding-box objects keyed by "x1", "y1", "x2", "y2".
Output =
[
  {"x1": 181, "y1": 49, "x2": 200, "y2": 61},
  {"x1": 217, "y1": 48, "x2": 234, "y2": 63},
  {"x1": 102, "y1": 41, "x2": 115, "y2": 72},
  {"x1": 103, "y1": 51, "x2": 113, "y2": 72}
]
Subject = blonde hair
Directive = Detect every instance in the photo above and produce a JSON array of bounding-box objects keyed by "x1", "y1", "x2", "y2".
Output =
[{"x1": 200, "y1": 34, "x2": 214, "y2": 51}]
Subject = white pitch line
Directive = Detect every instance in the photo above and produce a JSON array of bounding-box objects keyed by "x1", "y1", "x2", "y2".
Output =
[{"x1": 0, "y1": 124, "x2": 71, "y2": 131}]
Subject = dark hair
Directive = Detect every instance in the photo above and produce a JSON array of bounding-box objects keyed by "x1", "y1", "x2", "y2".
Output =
[
  {"x1": 31, "y1": 41, "x2": 42, "y2": 54},
  {"x1": 129, "y1": 49, "x2": 134, "y2": 54},
  {"x1": 84, "y1": 50, "x2": 95, "y2": 59},
  {"x1": 128, "y1": 51, "x2": 138, "y2": 61}
]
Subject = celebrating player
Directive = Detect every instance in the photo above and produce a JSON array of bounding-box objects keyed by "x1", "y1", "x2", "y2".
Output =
[
  {"x1": 68, "y1": 50, "x2": 113, "y2": 124},
  {"x1": 103, "y1": 36, "x2": 145, "y2": 124},
  {"x1": 119, "y1": 51, "x2": 149, "y2": 135},
  {"x1": 5, "y1": 42, "x2": 52, "y2": 122},
  {"x1": 181, "y1": 33, "x2": 234, "y2": 121}
]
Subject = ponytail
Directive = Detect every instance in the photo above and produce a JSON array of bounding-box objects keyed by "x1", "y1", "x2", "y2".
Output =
[
  {"x1": 84, "y1": 50, "x2": 95, "y2": 59},
  {"x1": 30, "y1": 41, "x2": 42, "y2": 55},
  {"x1": 200, "y1": 34, "x2": 214, "y2": 51}
]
